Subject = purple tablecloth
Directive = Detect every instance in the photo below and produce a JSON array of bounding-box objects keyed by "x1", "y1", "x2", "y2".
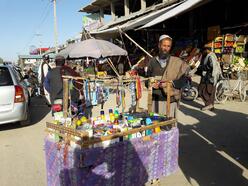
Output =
[{"x1": 45, "y1": 127, "x2": 179, "y2": 186}]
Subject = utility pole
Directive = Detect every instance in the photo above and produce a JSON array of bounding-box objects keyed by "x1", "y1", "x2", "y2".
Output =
[
  {"x1": 35, "y1": 33, "x2": 42, "y2": 55},
  {"x1": 53, "y1": 0, "x2": 59, "y2": 54}
]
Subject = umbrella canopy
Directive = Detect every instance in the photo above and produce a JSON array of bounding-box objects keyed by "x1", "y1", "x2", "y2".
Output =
[
  {"x1": 60, "y1": 39, "x2": 128, "y2": 59},
  {"x1": 58, "y1": 43, "x2": 78, "y2": 58}
]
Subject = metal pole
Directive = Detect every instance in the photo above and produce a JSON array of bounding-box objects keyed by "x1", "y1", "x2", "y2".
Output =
[
  {"x1": 35, "y1": 33, "x2": 42, "y2": 55},
  {"x1": 53, "y1": 0, "x2": 59, "y2": 54}
]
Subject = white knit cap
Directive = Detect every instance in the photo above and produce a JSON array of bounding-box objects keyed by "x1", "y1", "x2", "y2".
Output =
[{"x1": 159, "y1": 34, "x2": 172, "y2": 42}]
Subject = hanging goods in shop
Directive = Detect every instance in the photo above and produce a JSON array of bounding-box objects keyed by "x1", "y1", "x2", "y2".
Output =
[
  {"x1": 84, "y1": 80, "x2": 89, "y2": 106},
  {"x1": 116, "y1": 86, "x2": 126, "y2": 109},
  {"x1": 116, "y1": 85, "x2": 121, "y2": 107},
  {"x1": 213, "y1": 36, "x2": 223, "y2": 54},
  {"x1": 97, "y1": 85, "x2": 104, "y2": 107},
  {"x1": 136, "y1": 77, "x2": 142, "y2": 100},
  {"x1": 96, "y1": 84, "x2": 110, "y2": 109},
  {"x1": 130, "y1": 81, "x2": 137, "y2": 106},
  {"x1": 223, "y1": 34, "x2": 235, "y2": 54},
  {"x1": 120, "y1": 89, "x2": 126, "y2": 110},
  {"x1": 235, "y1": 35, "x2": 246, "y2": 53}
]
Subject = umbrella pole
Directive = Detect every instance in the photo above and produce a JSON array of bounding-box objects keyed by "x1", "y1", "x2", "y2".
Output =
[
  {"x1": 107, "y1": 58, "x2": 125, "y2": 116},
  {"x1": 107, "y1": 58, "x2": 120, "y2": 77},
  {"x1": 120, "y1": 77, "x2": 125, "y2": 117},
  {"x1": 120, "y1": 29, "x2": 153, "y2": 58},
  {"x1": 118, "y1": 27, "x2": 132, "y2": 69}
]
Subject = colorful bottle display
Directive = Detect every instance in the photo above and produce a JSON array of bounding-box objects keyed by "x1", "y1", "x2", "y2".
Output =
[{"x1": 59, "y1": 109, "x2": 167, "y2": 141}]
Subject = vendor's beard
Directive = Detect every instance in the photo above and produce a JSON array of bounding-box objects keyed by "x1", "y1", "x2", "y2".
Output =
[{"x1": 159, "y1": 52, "x2": 169, "y2": 60}]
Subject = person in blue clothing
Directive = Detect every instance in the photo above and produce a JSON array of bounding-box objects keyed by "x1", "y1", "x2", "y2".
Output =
[{"x1": 44, "y1": 55, "x2": 85, "y2": 114}]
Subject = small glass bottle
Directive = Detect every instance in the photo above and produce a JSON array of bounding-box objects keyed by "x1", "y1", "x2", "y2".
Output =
[
  {"x1": 100, "y1": 110, "x2": 105, "y2": 121},
  {"x1": 109, "y1": 109, "x2": 115, "y2": 123}
]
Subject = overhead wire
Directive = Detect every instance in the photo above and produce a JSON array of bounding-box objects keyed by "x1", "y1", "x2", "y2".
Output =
[{"x1": 21, "y1": 0, "x2": 52, "y2": 53}]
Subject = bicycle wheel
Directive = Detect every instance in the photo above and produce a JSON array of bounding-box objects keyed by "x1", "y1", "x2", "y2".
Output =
[
  {"x1": 239, "y1": 82, "x2": 247, "y2": 102},
  {"x1": 215, "y1": 80, "x2": 229, "y2": 103}
]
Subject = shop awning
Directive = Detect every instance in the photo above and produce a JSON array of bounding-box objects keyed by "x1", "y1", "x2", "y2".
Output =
[
  {"x1": 122, "y1": 1, "x2": 183, "y2": 31},
  {"x1": 91, "y1": 1, "x2": 184, "y2": 35},
  {"x1": 140, "y1": 0, "x2": 210, "y2": 29},
  {"x1": 91, "y1": 0, "x2": 210, "y2": 35},
  {"x1": 95, "y1": 0, "x2": 181, "y2": 31},
  {"x1": 18, "y1": 55, "x2": 42, "y2": 59}
]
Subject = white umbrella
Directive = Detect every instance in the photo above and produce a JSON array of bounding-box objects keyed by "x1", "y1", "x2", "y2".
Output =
[
  {"x1": 58, "y1": 43, "x2": 78, "y2": 58},
  {"x1": 64, "y1": 39, "x2": 128, "y2": 59}
]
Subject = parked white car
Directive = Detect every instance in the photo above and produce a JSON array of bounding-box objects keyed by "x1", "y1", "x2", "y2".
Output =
[{"x1": 0, "y1": 64, "x2": 30, "y2": 125}]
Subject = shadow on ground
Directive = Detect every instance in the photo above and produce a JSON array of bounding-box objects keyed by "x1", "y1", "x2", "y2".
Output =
[
  {"x1": 178, "y1": 101, "x2": 248, "y2": 186},
  {"x1": 0, "y1": 96, "x2": 50, "y2": 131}
]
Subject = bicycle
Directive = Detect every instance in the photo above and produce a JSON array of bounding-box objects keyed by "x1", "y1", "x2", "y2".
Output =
[
  {"x1": 181, "y1": 56, "x2": 201, "y2": 101},
  {"x1": 215, "y1": 68, "x2": 247, "y2": 103}
]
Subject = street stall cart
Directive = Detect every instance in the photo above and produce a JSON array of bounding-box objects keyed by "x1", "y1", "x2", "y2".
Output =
[{"x1": 44, "y1": 39, "x2": 179, "y2": 186}]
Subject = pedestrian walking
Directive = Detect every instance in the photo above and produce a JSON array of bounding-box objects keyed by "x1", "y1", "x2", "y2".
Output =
[
  {"x1": 38, "y1": 54, "x2": 51, "y2": 104},
  {"x1": 198, "y1": 42, "x2": 222, "y2": 111}
]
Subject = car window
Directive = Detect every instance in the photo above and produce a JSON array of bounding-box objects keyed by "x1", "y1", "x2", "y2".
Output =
[
  {"x1": 13, "y1": 68, "x2": 23, "y2": 82},
  {"x1": 0, "y1": 67, "x2": 13, "y2": 86}
]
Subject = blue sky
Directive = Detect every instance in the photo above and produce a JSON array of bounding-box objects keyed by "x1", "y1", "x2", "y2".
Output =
[{"x1": 0, "y1": 0, "x2": 91, "y2": 61}]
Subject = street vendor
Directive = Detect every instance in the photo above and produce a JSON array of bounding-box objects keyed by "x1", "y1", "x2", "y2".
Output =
[
  {"x1": 146, "y1": 35, "x2": 189, "y2": 118},
  {"x1": 198, "y1": 42, "x2": 222, "y2": 111}
]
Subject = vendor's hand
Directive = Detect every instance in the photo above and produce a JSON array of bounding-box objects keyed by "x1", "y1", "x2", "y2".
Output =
[{"x1": 152, "y1": 82, "x2": 159, "y2": 89}]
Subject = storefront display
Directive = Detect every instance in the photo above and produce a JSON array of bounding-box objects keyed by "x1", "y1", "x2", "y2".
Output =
[{"x1": 208, "y1": 34, "x2": 248, "y2": 75}]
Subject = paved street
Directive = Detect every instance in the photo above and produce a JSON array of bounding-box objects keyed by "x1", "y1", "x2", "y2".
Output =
[
  {"x1": 0, "y1": 97, "x2": 51, "y2": 186},
  {"x1": 0, "y1": 96, "x2": 248, "y2": 186}
]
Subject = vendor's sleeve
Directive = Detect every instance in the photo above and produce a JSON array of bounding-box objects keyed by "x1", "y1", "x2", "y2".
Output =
[
  {"x1": 173, "y1": 75, "x2": 187, "y2": 89},
  {"x1": 173, "y1": 61, "x2": 189, "y2": 89}
]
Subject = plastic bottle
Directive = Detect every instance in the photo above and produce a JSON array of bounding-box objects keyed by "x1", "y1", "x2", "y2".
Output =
[
  {"x1": 145, "y1": 118, "x2": 153, "y2": 136},
  {"x1": 100, "y1": 110, "x2": 105, "y2": 121},
  {"x1": 109, "y1": 109, "x2": 115, "y2": 123},
  {"x1": 80, "y1": 116, "x2": 88, "y2": 124},
  {"x1": 114, "y1": 109, "x2": 119, "y2": 125}
]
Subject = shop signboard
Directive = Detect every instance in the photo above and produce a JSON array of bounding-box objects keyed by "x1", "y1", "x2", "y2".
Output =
[{"x1": 83, "y1": 13, "x2": 102, "y2": 31}]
